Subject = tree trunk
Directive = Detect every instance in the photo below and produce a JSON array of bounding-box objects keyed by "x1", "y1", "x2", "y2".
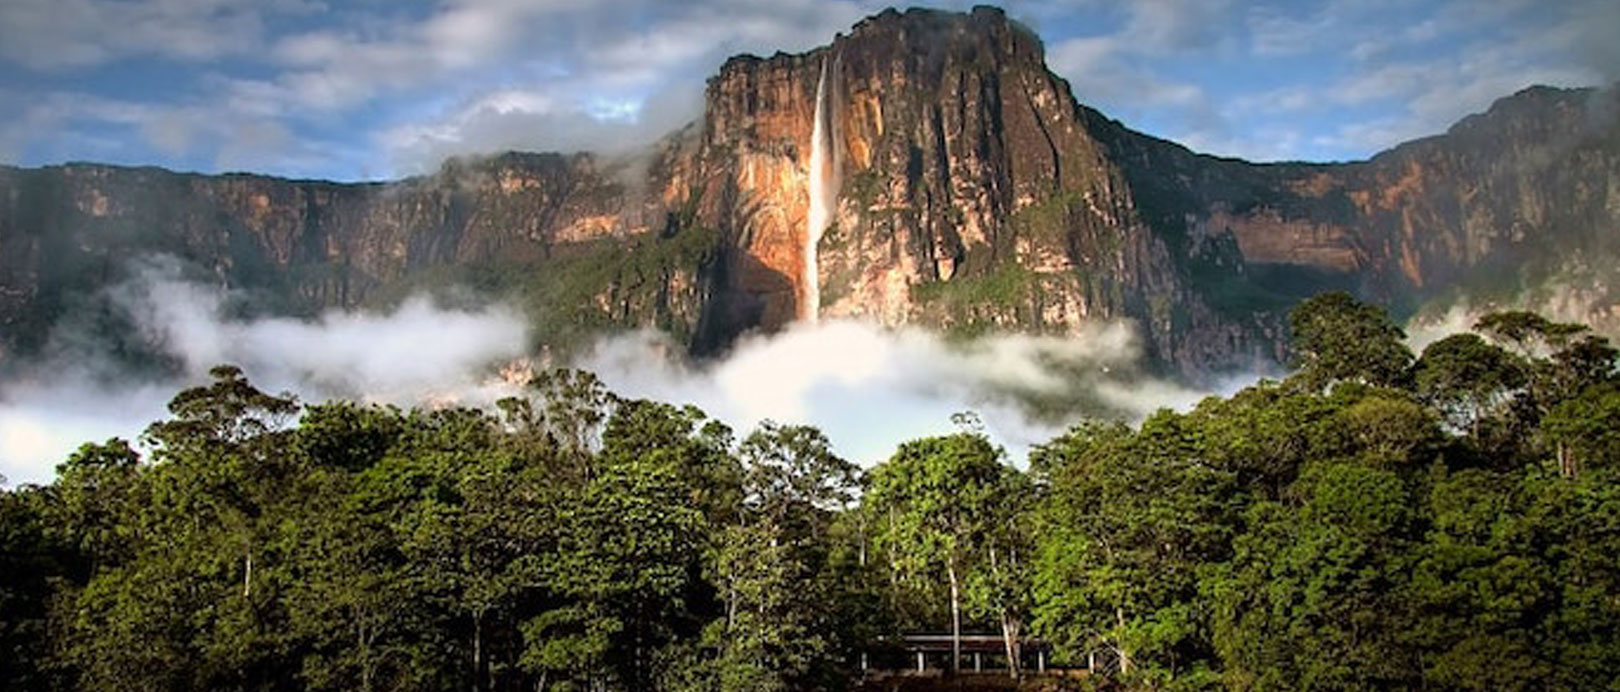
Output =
[
  {"x1": 1000, "y1": 612, "x2": 1022, "y2": 679},
  {"x1": 1116, "y1": 605, "x2": 1131, "y2": 674},
  {"x1": 473, "y1": 610, "x2": 483, "y2": 692},
  {"x1": 948, "y1": 561, "x2": 962, "y2": 674},
  {"x1": 858, "y1": 513, "x2": 867, "y2": 567},
  {"x1": 359, "y1": 620, "x2": 373, "y2": 692},
  {"x1": 1559, "y1": 441, "x2": 1577, "y2": 478}
]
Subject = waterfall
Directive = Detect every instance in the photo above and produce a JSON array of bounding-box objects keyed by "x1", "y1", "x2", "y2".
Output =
[{"x1": 805, "y1": 53, "x2": 840, "y2": 322}]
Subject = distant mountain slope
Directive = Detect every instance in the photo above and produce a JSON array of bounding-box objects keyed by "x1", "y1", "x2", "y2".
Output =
[{"x1": 1, "y1": 7, "x2": 1615, "y2": 380}]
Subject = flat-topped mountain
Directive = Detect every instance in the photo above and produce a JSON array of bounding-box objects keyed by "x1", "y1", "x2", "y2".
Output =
[{"x1": 2, "y1": 6, "x2": 1616, "y2": 379}]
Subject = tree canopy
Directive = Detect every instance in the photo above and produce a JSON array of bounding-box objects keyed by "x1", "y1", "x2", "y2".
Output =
[{"x1": 2, "y1": 298, "x2": 1618, "y2": 690}]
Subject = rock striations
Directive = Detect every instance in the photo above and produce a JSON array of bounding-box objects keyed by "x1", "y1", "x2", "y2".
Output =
[{"x1": 1, "y1": 6, "x2": 1617, "y2": 379}]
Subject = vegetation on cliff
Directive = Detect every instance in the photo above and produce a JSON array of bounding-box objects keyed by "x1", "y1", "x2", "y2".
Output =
[
  {"x1": 2, "y1": 293, "x2": 1619, "y2": 691},
  {"x1": 5, "y1": 10, "x2": 1614, "y2": 380}
]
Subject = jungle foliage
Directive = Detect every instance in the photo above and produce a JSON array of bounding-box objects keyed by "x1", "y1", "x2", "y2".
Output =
[{"x1": 3, "y1": 294, "x2": 1619, "y2": 690}]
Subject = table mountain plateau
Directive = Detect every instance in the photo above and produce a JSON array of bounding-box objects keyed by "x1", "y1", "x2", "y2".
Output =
[{"x1": 2, "y1": 6, "x2": 1616, "y2": 381}]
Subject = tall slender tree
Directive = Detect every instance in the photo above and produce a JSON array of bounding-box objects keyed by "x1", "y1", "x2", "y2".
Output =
[{"x1": 866, "y1": 432, "x2": 1008, "y2": 673}]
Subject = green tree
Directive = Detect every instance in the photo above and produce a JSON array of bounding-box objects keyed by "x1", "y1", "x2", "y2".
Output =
[
  {"x1": 1289, "y1": 292, "x2": 1414, "y2": 389},
  {"x1": 46, "y1": 439, "x2": 144, "y2": 574},
  {"x1": 57, "y1": 366, "x2": 306, "y2": 690},
  {"x1": 738, "y1": 421, "x2": 857, "y2": 538},
  {"x1": 1032, "y1": 413, "x2": 1235, "y2": 685},
  {"x1": 1474, "y1": 311, "x2": 1618, "y2": 475},
  {"x1": 1474, "y1": 310, "x2": 1586, "y2": 357},
  {"x1": 697, "y1": 421, "x2": 858, "y2": 690},
  {"x1": 498, "y1": 368, "x2": 615, "y2": 483},
  {"x1": 1542, "y1": 382, "x2": 1620, "y2": 477},
  {"x1": 1407, "y1": 468, "x2": 1556, "y2": 690},
  {"x1": 1209, "y1": 462, "x2": 1423, "y2": 690},
  {"x1": 292, "y1": 401, "x2": 405, "y2": 473},
  {"x1": 523, "y1": 461, "x2": 705, "y2": 690},
  {"x1": 1413, "y1": 333, "x2": 1527, "y2": 434},
  {"x1": 146, "y1": 364, "x2": 299, "y2": 449},
  {"x1": 14, "y1": 299, "x2": 1620, "y2": 692},
  {"x1": 866, "y1": 432, "x2": 1009, "y2": 674},
  {"x1": 600, "y1": 399, "x2": 741, "y2": 525},
  {"x1": 523, "y1": 398, "x2": 727, "y2": 690},
  {"x1": 965, "y1": 468, "x2": 1035, "y2": 679},
  {"x1": 0, "y1": 484, "x2": 67, "y2": 689}
]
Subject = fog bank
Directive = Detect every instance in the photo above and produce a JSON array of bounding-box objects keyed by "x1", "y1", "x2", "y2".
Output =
[{"x1": 1, "y1": 258, "x2": 1227, "y2": 486}]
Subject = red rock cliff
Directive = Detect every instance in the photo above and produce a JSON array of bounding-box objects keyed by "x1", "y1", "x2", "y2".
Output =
[{"x1": 2, "y1": 8, "x2": 1616, "y2": 379}]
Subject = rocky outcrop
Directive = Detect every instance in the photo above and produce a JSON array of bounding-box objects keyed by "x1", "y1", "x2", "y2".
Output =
[
  {"x1": 2, "y1": 7, "x2": 1616, "y2": 380},
  {"x1": 677, "y1": 7, "x2": 1277, "y2": 373}
]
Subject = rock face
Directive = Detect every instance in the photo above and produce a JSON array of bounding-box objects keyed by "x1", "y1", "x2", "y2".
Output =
[
  {"x1": 1104, "y1": 83, "x2": 1620, "y2": 318},
  {"x1": 2, "y1": 7, "x2": 1617, "y2": 380},
  {"x1": 0, "y1": 152, "x2": 711, "y2": 358},
  {"x1": 671, "y1": 7, "x2": 1280, "y2": 372}
]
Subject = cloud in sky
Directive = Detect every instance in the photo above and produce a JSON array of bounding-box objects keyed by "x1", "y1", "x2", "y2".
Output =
[
  {"x1": 1046, "y1": 0, "x2": 1612, "y2": 162},
  {"x1": 0, "y1": 0, "x2": 1612, "y2": 179},
  {"x1": 0, "y1": 0, "x2": 297, "y2": 70}
]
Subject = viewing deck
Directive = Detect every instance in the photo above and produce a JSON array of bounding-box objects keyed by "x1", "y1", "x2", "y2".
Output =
[{"x1": 860, "y1": 633, "x2": 1089, "y2": 677}]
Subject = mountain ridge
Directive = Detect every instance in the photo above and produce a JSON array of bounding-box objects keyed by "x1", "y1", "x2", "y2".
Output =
[{"x1": 1, "y1": 6, "x2": 1615, "y2": 380}]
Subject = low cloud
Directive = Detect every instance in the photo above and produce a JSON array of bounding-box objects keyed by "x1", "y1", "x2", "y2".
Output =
[
  {"x1": 578, "y1": 320, "x2": 1214, "y2": 468},
  {"x1": 109, "y1": 258, "x2": 529, "y2": 399},
  {"x1": 381, "y1": 83, "x2": 705, "y2": 175},
  {"x1": 0, "y1": 256, "x2": 1226, "y2": 486},
  {"x1": 1406, "y1": 284, "x2": 1620, "y2": 356},
  {"x1": 0, "y1": 258, "x2": 530, "y2": 486},
  {"x1": 1405, "y1": 304, "x2": 1487, "y2": 354}
]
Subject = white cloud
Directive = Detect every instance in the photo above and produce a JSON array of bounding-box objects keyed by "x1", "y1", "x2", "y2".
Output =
[
  {"x1": 1043, "y1": 0, "x2": 1253, "y2": 158},
  {"x1": 0, "y1": 383, "x2": 179, "y2": 486},
  {"x1": 0, "y1": 257, "x2": 531, "y2": 486},
  {"x1": 0, "y1": 253, "x2": 1229, "y2": 486},
  {"x1": 378, "y1": 82, "x2": 704, "y2": 173},
  {"x1": 109, "y1": 257, "x2": 530, "y2": 399},
  {"x1": 579, "y1": 320, "x2": 1212, "y2": 468},
  {"x1": 211, "y1": 0, "x2": 874, "y2": 172},
  {"x1": 257, "y1": 0, "x2": 867, "y2": 113},
  {"x1": 1230, "y1": 86, "x2": 1318, "y2": 115},
  {"x1": 1119, "y1": 0, "x2": 1235, "y2": 55},
  {"x1": 3, "y1": 0, "x2": 1612, "y2": 179},
  {"x1": 0, "y1": 91, "x2": 334, "y2": 175},
  {"x1": 355, "y1": 0, "x2": 886, "y2": 171},
  {"x1": 0, "y1": 0, "x2": 322, "y2": 70},
  {"x1": 1566, "y1": 0, "x2": 1620, "y2": 80},
  {"x1": 1316, "y1": 47, "x2": 1599, "y2": 155},
  {"x1": 1247, "y1": 9, "x2": 1324, "y2": 57},
  {"x1": 1049, "y1": 35, "x2": 1212, "y2": 110}
]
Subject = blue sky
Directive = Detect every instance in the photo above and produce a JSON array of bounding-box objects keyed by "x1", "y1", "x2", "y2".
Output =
[{"x1": 0, "y1": 0, "x2": 1613, "y2": 181}]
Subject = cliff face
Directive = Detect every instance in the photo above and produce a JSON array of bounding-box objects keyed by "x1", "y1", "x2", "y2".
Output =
[
  {"x1": 0, "y1": 152, "x2": 713, "y2": 358},
  {"x1": 1331, "y1": 86, "x2": 1620, "y2": 307},
  {"x1": 678, "y1": 7, "x2": 1274, "y2": 372},
  {"x1": 2, "y1": 7, "x2": 1617, "y2": 379},
  {"x1": 1110, "y1": 85, "x2": 1620, "y2": 316}
]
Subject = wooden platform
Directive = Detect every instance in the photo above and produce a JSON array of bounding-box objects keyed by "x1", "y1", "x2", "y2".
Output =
[{"x1": 860, "y1": 633, "x2": 1088, "y2": 679}]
